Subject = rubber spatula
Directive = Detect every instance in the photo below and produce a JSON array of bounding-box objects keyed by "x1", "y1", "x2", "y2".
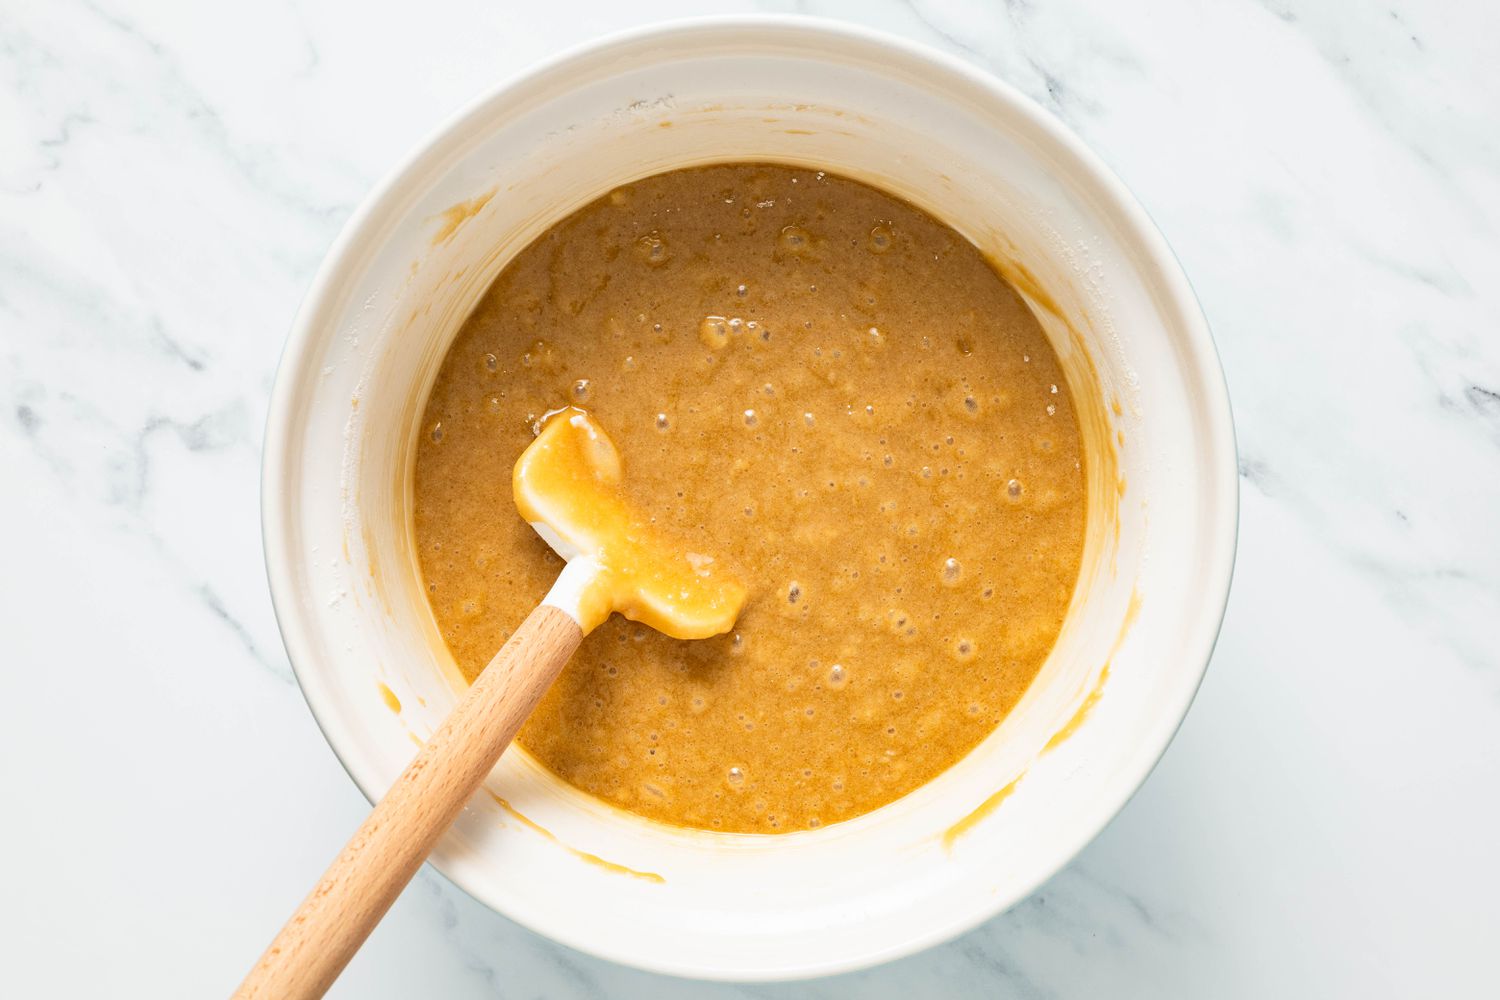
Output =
[{"x1": 236, "y1": 407, "x2": 747, "y2": 999}]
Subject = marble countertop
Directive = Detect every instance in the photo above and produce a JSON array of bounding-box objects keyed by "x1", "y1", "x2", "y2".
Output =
[{"x1": 4, "y1": 1, "x2": 1497, "y2": 996}]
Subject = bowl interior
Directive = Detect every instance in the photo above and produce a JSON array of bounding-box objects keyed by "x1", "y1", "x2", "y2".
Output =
[{"x1": 264, "y1": 20, "x2": 1234, "y2": 980}]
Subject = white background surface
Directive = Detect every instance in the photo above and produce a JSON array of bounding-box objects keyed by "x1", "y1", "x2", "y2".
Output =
[{"x1": 3, "y1": 2, "x2": 1497, "y2": 997}]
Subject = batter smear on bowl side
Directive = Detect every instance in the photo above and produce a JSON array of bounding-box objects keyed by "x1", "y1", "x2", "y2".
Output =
[{"x1": 414, "y1": 164, "x2": 1085, "y2": 833}]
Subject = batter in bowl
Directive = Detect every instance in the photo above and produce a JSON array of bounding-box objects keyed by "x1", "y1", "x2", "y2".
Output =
[{"x1": 414, "y1": 164, "x2": 1085, "y2": 833}]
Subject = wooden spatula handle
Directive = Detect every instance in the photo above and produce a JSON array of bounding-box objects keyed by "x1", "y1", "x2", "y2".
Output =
[{"x1": 236, "y1": 604, "x2": 583, "y2": 1000}]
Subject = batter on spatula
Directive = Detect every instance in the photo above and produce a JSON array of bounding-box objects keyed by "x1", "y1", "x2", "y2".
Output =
[{"x1": 515, "y1": 406, "x2": 747, "y2": 638}]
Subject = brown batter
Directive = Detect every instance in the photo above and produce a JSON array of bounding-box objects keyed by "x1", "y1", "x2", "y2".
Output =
[{"x1": 414, "y1": 164, "x2": 1086, "y2": 833}]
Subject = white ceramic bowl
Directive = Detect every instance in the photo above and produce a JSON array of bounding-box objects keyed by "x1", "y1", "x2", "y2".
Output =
[{"x1": 263, "y1": 16, "x2": 1236, "y2": 981}]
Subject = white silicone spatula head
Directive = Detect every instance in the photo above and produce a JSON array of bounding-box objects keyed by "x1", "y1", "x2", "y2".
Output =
[{"x1": 515, "y1": 406, "x2": 748, "y2": 639}]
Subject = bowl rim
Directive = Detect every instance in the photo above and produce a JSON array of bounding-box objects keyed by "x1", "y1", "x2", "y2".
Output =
[{"x1": 261, "y1": 12, "x2": 1238, "y2": 981}]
